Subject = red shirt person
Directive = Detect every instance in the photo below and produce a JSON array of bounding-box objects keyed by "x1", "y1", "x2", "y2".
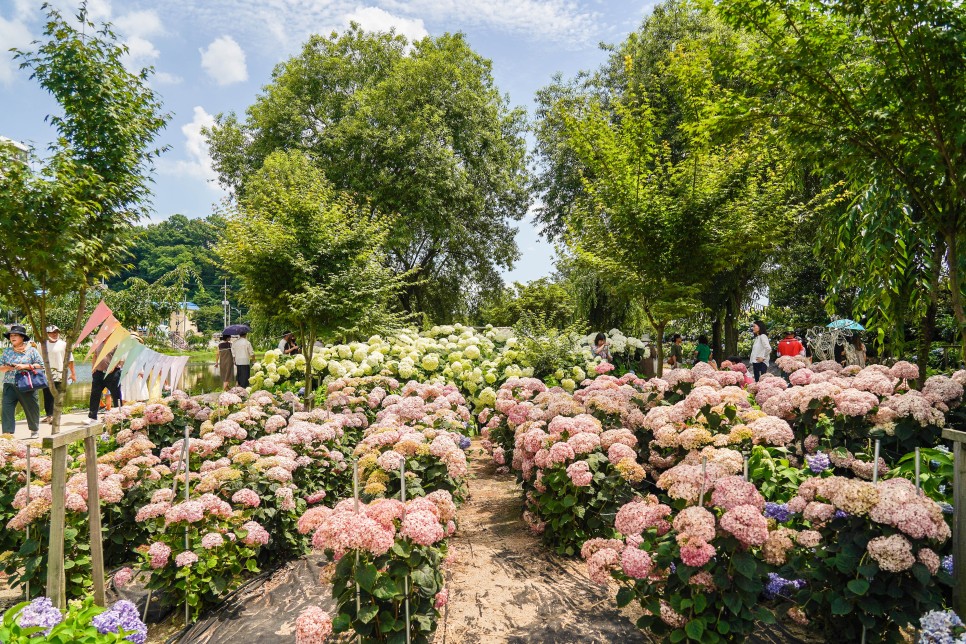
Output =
[{"x1": 777, "y1": 332, "x2": 804, "y2": 357}]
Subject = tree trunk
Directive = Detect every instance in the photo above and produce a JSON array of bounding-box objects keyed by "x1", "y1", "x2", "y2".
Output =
[
  {"x1": 655, "y1": 321, "x2": 667, "y2": 378},
  {"x1": 711, "y1": 316, "x2": 723, "y2": 365},
  {"x1": 918, "y1": 237, "x2": 946, "y2": 388},
  {"x1": 724, "y1": 299, "x2": 737, "y2": 358},
  {"x1": 303, "y1": 328, "x2": 316, "y2": 410}
]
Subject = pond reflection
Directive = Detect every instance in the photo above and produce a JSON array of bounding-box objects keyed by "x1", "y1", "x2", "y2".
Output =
[{"x1": 61, "y1": 360, "x2": 223, "y2": 409}]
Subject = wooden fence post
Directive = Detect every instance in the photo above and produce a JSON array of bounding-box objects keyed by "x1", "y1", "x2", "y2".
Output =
[
  {"x1": 942, "y1": 429, "x2": 966, "y2": 619},
  {"x1": 43, "y1": 423, "x2": 107, "y2": 610}
]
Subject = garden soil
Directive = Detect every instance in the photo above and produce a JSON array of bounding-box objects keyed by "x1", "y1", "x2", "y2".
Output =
[{"x1": 165, "y1": 447, "x2": 815, "y2": 644}]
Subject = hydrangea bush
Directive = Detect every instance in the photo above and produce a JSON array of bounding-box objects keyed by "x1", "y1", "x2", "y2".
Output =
[{"x1": 0, "y1": 597, "x2": 146, "y2": 643}]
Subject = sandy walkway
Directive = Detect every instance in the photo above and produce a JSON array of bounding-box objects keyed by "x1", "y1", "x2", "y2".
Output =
[{"x1": 436, "y1": 448, "x2": 647, "y2": 644}]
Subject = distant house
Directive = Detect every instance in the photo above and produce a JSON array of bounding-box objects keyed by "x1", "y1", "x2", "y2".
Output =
[
  {"x1": 0, "y1": 136, "x2": 29, "y2": 164},
  {"x1": 169, "y1": 302, "x2": 200, "y2": 336}
]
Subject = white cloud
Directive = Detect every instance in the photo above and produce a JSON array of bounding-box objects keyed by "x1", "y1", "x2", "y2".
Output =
[
  {"x1": 153, "y1": 71, "x2": 183, "y2": 85},
  {"x1": 158, "y1": 0, "x2": 600, "y2": 49},
  {"x1": 381, "y1": 0, "x2": 598, "y2": 42},
  {"x1": 113, "y1": 9, "x2": 163, "y2": 38},
  {"x1": 200, "y1": 35, "x2": 248, "y2": 86},
  {"x1": 0, "y1": 15, "x2": 32, "y2": 85},
  {"x1": 344, "y1": 7, "x2": 428, "y2": 42},
  {"x1": 160, "y1": 106, "x2": 221, "y2": 190},
  {"x1": 123, "y1": 35, "x2": 159, "y2": 67}
]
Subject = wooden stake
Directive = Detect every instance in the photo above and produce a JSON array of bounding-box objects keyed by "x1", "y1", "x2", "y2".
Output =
[
  {"x1": 943, "y1": 429, "x2": 966, "y2": 619},
  {"x1": 46, "y1": 444, "x2": 67, "y2": 609},
  {"x1": 83, "y1": 435, "x2": 106, "y2": 606}
]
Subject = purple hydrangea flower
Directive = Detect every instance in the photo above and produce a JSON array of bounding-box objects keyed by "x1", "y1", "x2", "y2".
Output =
[
  {"x1": 940, "y1": 502, "x2": 954, "y2": 515},
  {"x1": 17, "y1": 597, "x2": 63, "y2": 635},
  {"x1": 91, "y1": 600, "x2": 147, "y2": 644},
  {"x1": 919, "y1": 609, "x2": 964, "y2": 643},
  {"x1": 833, "y1": 510, "x2": 849, "y2": 520},
  {"x1": 763, "y1": 573, "x2": 806, "y2": 600},
  {"x1": 943, "y1": 555, "x2": 954, "y2": 575},
  {"x1": 764, "y1": 502, "x2": 791, "y2": 522},
  {"x1": 805, "y1": 452, "x2": 831, "y2": 473},
  {"x1": 459, "y1": 436, "x2": 471, "y2": 450}
]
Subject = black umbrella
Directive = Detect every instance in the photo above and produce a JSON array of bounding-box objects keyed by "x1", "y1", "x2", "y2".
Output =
[{"x1": 222, "y1": 324, "x2": 250, "y2": 336}]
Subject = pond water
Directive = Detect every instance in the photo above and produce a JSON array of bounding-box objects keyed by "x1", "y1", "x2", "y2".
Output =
[{"x1": 60, "y1": 360, "x2": 223, "y2": 409}]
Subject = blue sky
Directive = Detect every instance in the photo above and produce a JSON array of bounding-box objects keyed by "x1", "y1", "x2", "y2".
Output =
[{"x1": 0, "y1": 0, "x2": 659, "y2": 283}]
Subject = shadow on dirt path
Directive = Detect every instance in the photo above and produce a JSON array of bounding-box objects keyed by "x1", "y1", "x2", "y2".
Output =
[{"x1": 437, "y1": 447, "x2": 648, "y2": 644}]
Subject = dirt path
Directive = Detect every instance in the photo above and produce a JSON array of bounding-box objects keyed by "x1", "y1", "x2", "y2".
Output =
[{"x1": 436, "y1": 448, "x2": 648, "y2": 644}]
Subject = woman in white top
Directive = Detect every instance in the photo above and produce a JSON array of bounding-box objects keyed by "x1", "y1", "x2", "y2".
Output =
[{"x1": 749, "y1": 320, "x2": 771, "y2": 382}]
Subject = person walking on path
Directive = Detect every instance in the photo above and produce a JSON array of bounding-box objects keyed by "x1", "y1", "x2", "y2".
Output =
[
  {"x1": 87, "y1": 348, "x2": 121, "y2": 425},
  {"x1": 278, "y1": 331, "x2": 300, "y2": 355},
  {"x1": 232, "y1": 331, "x2": 255, "y2": 388},
  {"x1": 749, "y1": 321, "x2": 771, "y2": 382},
  {"x1": 217, "y1": 334, "x2": 235, "y2": 390},
  {"x1": 693, "y1": 335, "x2": 712, "y2": 364},
  {"x1": 1, "y1": 325, "x2": 45, "y2": 437},
  {"x1": 42, "y1": 325, "x2": 75, "y2": 423},
  {"x1": 667, "y1": 334, "x2": 684, "y2": 368},
  {"x1": 777, "y1": 330, "x2": 805, "y2": 358}
]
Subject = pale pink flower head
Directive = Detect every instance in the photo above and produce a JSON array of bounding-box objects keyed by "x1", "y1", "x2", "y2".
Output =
[
  {"x1": 711, "y1": 476, "x2": 764, "y2": 512},
  {"x1": 866, "y1": 534, "x2": 915, "y2": 572},
  {"x1": 175, "y1": 551, "x2": 199, "y2": 567},
  {"x1": 201, "y1": 532, "x2": 225, "y2": 549},
  {"x1": 241, "y1": 520, "x2": 270, "y2": 546},
  {"x1": 113, "y1": 567, "x2": 134, "y2": 588},
  {"x1": 401, "y1": 510, "x2": 445, "y2": 546},
  {"x1": 719, "y1": 505, "x2": 769, "y2": 547},
  {"x1": 679, "y1": 539, "x2": 716, "y2": 567},
  {"x1": 620, "y1": 546, "x2": 654, "y2": 579},
  {"x1": 566, "y1": 460, "x2": 593, "y2": 487},
  {"x1": 615, "y1": 497, "x2": 672, "y2": 536},
  {"x1": 147, "y1": 541, "x2": 171, "y2": 569},
  {"x1": 889, "y1": 361, "x2": 919, "y2": 382},
  {"x1": 232, "y1": 488, "x2": 261, "y2": 508},
  {"x1": 434, "y1": 589, "x2": 449, "y2": 609},
  {"x1": 295, "y1": 606, "x2": 332, "y2": 644}
]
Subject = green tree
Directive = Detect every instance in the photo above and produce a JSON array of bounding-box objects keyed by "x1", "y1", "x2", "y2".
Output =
[
  {"x1": 478, "y1": 278, "x2": 576, "y2": 329},
  {"x1": 217, "y1": 150, "x2": 411, "y2": 403},
  {"x1": 713, "y1": 0, "x2": 966, "y2": 348},
  {"x1": 206, "y1": 27, "x2": 530, "y2": 322},
  {"x1": 0, "y1": 4, "x2": 168, "y2": 433}
]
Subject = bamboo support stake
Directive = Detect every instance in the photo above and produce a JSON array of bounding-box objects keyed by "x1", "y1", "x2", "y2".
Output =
[
  {"x1": 915, "y1": 447, "x2": 922, "y2": 493},
  {"x1": 25, "y1": 445, "x2": 31, "y2": 600},
  {"x1": 353, "y1": 461, "x2": 361, "y2": 644},
  {"x1": 182, "y1": 423, "x2": 191, "y2": 627},
  {"x1": 872, "y1": 440, "x2": 881, "y2": 484},
  {"x1": 401, "y1": 461, "x2": 411, "y2": 644}
]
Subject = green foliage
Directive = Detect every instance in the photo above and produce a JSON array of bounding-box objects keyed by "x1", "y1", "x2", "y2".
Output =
[
  {"x1": 529, "y1": 453, "x2": 638, "y2": 556},
  {"x1": 713, "y1": 0, "x2": 966, "y2": 348},
  {"x1": 217, "y1": 149, "x2": 412, "y2": 400},
  {"x1": 747, "y1": 446, "x2": 807, "y2": 503},
  {"x1": 512, "y1": 314, "x2": 588, "y2": 382},
  {"x1": 206, "y1": 26, "x2": 531, "y2": 322},
  {"x1": 786, "y1": 516, "x2": 951, "y2": 642},
  {"x1": 330, "y1": 543, "x2": 445, "y2": 643},
  {"x1": 0, "y1": 4, "x2": 168, "y2": 432},
  {"x1": 478, "y1": 278, "x2": 576, "y2": 330}
]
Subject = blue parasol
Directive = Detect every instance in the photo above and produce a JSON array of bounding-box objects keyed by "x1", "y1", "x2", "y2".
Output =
[{"x1": 827, "y1": 319, "x2": 865, "y2": 331}]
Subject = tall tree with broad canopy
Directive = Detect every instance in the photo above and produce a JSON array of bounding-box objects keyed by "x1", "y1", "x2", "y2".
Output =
[
  {"x1": 0, "y1": 5, "x2": 168, "y2": 433},
  {"x1": 217, "y1": 150, "x2": 412, "y2": 404},
  {"x1": 206, "y1": 26, "x2": 531, "y2": 322},
  {"x1": 712, "y1": 0, "x2": 966, "y2": 350}
]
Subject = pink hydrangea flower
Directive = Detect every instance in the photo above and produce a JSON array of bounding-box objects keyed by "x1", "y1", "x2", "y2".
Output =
[
  {"x1": 295, "y1": 606, "x2": 332, "y2": 644},
  {"x1": 175, "y1": 551, "x2": 199, "y2": 567},
  {"x1": 147, "y1": 542, "x2": 171, "y2": 569},
  {"x1": 201, "y1": 533, "x2": 225, "y2": 550},
  {"x1": 241, "y1": 521, "x2": 270, "y2": 546},
  {"x1": 620, "y1": 546, "x2": 653, "y2": 579},
  {"x1": 232, "y1": 488, "x2": 261, "y2": 508},
  {"x1": 719, "y1": 505, "x2": 769, "y2": 547},
  {"x1": 113, "y1": 567, "x2": 134, "y2": 588}
]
